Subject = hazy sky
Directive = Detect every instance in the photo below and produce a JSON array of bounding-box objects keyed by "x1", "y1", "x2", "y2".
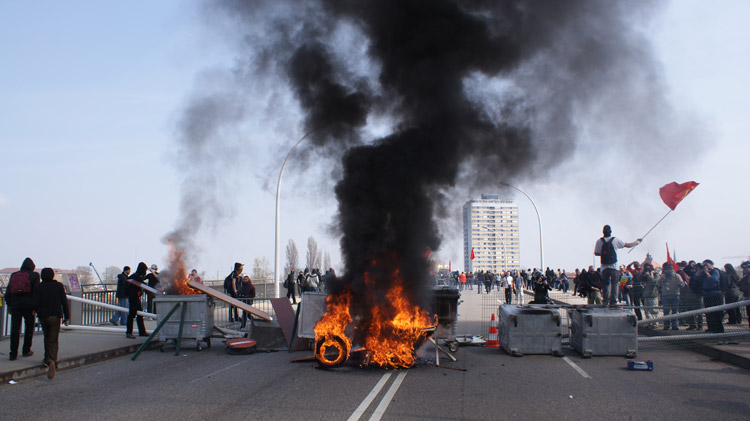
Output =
[{"x1": 1, "y1": 1, "x2": 748, "y2": 281}]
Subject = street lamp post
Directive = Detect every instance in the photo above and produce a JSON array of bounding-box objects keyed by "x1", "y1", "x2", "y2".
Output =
[
  {"x1": 274, "y1": 130, "x2": 316, "y2": 298},
  {"x1": 499, "y1": 182, "x2": 544, "y2": 271}
]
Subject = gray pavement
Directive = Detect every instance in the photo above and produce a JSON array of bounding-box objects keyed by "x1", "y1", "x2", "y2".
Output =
[{"x1": 1, "y1": 288, "x2": 749, "y2": 383}]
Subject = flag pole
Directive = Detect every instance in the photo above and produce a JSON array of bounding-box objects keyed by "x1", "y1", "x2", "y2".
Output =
[{"x1": 628, "y1": 210, "x2": 672, "y2": 254}]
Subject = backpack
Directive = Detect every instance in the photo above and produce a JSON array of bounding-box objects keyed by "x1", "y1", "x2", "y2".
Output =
[
  {"x1": 600, "y1": 237, "x2": 617, "y2": 265},
  {"x1": 8, "y1": 271, "x2": 32, "y2": 294}
]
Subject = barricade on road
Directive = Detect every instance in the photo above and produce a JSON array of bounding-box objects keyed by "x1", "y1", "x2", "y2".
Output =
[
  {"x1": 569, "y1": 307, "x2": 638, "y2": 358},
  {"x1": 498, "y1": 304, "x2": 563, "y2": 357}
]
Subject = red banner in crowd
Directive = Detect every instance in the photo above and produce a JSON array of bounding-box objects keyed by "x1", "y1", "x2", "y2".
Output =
[{"x1": 470, "y1": 248, "x2": 475, "y2": 260}]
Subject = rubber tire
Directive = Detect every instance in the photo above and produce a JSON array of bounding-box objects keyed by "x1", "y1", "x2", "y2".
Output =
[{"x1": 448, "y1": 342, "x2": 459, "y2": 353}]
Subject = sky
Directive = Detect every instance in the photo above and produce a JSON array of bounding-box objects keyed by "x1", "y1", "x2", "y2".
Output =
[{"x1": 1, "y1": 1, "x2": 749, "y2": 282}]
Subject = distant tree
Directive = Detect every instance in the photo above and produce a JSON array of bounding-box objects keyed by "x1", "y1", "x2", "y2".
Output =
[
  {"x1": 76, "y1": 265, "x2": 95, "y2": 288},
  {"x1": 306, "y1": 236, "x2": 319, "y2": 270},
  {"x1": 285, "y1": 239, "x2": 299, "y2": 278},
  {"x1": 324, "y1": 252, "x2": 332, "y2": 271},
  {"x1": 252, "y1": 257, "x2": 271, "y2": 282},
  {"x1": 316, "y1": 250, "x2": 323, "y2": 270},
  {"x1": 104, "y1": 266, "x2": 120, "y2": 283}
]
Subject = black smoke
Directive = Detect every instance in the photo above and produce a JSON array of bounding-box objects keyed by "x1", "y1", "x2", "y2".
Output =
[{"x1": 189, "y1": 0, "x2": 686, "y2": 337}]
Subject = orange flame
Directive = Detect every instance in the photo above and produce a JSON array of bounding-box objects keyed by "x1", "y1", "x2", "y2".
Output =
[
  {"x1": 314, "y1": 262, "x2": 435, "y2": 368},
  {"x1": 314, "y1": 289, "x2": 353, "y2": 366},
  {"x1": 165, "y1": 241, "x2": 199, "y2": 295}
]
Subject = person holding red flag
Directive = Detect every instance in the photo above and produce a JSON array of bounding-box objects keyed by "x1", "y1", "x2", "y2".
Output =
[{"x1": 594, "y1": 225, "x2": 642, "y2": 307}]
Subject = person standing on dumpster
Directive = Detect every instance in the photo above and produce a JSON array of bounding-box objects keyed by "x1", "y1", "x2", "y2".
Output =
[
  {"x1": 6, "y1": 257, "x2": 40, "y2": 360},
  {"x1": 224, "y1": 262, "x2": 243, "y2": 322},
  {"x1": 593, "y1": 224, "x2": 642, "y2": 307},
  {"x1": 34, "y1": 268, "x2": 70, "y2": 379},
  {"x1": 126, "y1": 262, "x2": 148, "y2": 338}
]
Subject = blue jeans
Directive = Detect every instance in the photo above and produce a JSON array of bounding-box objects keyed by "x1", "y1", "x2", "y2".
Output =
[
  {"x1": 662, "y1": 295, "x2": 679, "y2": 328},
  {"x1": 111, "y1": 298, "x2": 128, "y2": 325},
  {"x1": 601, "y1": 268, "x2": 619, "y2": 305}
]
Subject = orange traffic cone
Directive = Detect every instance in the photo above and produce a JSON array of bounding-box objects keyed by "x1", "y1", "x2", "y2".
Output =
[{"x1": 486, "y1": 313, "x2": 500, "y2": 348}]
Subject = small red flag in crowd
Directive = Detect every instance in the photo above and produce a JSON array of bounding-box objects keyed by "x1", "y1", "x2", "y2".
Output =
[
  {"x1": 470, "y1": 248, "x2": 475, "y2": 260},
  {"x1": 666, "y1": 243, "x2": 678, "y2": 271},
  {"x1": 659, "y1": 181, "x2": 699, "y2": 210}
]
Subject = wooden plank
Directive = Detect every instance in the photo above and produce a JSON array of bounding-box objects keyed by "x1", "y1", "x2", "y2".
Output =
[
  {"x1": 187, "y1": 279, "x2": 272, "y2": 321},
  {"x1": 126, "y1": 278, "x2": 160, "y2": 295},
  {"x1": 271, "y1": 298, "x2": 309, "y2": 351}
]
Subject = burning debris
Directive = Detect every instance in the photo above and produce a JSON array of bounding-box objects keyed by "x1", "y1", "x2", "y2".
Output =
[
  {"x1": 165, "y1": 1, "x2": 695, "y2": 367},
  {"x1": 160, "y1": 242, "x2": 200, "y2": 296}
]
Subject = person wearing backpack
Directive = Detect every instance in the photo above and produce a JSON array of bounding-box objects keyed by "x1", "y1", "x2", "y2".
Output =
[
  {"x1": 593, "y1": 225, "x2": 642, "y2": 307},
  {"x1": 5, "y1": 257, "x2": 41, "y2": 360},
  {"x1": 701, "y1": 260, "x2": 725, "y2": 333}
]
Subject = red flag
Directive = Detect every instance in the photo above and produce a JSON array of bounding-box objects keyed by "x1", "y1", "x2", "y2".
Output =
[
  {"x1": 470, "y1": 248, "x2": 475, "y2": 260},
  {"x1": 449, "y1": 260, "x2": 451, "y2": 271},
  {"x1": 666, "y1": 243, "x2": 678, "y2": 271},
  {"x1": 659, "y1": 181, "x2": 699, "y2": 210}
]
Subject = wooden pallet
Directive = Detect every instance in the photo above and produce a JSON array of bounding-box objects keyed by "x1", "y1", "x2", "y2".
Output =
[{"x1": 187, "y1": 279, "x2": 272, "y2": 321}]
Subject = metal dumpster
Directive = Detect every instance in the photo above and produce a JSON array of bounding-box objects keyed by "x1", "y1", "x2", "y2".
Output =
[
  {"x1": 568, "y1": 307, "x2": 638, "y2": 358},
  {"x1": 498, "y1": 304, "x2": 563, "y2": 357},
  {"x1": 155, "y1": 295, "x2": 214, "y2": 352},
  {"x1": 431, "y1": 286, "x2": 460, "y2": 352}
]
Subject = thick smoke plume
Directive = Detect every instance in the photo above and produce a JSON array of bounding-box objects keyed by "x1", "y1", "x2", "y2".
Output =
[{"x1": 188, "y1": 0, "x2": 686, "y2": 341}]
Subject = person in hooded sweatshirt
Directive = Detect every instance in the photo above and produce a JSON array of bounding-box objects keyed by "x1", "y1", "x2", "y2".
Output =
[
  {"x1": 126, "y1": 262, "x2": 149, "y2": 338},
  {"x1": 35, "y1": 268, "x2": 70, "y2": 379},
  {"x1": 6, "y1": 257, "x2": 41, "y2": 360}
]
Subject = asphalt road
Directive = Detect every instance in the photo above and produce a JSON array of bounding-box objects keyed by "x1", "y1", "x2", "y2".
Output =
[{"x1": 1, "y1": 340, "x2": 748, "y2": 420}]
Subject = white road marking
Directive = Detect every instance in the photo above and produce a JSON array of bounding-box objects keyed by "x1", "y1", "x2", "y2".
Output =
[
  {"x1": 562, "y1": 356, "x2": 591, "y2": 378},
  {"x1": 369, "y1": 371, "x2": 408, "y2": 421},
  {"x1": 347, "y1": 372, "x2": 393, "y2": 421}
]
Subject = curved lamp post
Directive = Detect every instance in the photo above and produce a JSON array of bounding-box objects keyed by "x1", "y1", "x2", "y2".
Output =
[
  {"x1": 499, "y1": 182, "x2": 544, "y2": 271},
  {"x1": 274, "y1": 130, "x2": 316, "y2": 298}
]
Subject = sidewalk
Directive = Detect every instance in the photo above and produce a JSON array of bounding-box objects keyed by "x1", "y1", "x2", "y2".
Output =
[{"x1": 0, "y1": 320, "x2": 158, "y2": 383}]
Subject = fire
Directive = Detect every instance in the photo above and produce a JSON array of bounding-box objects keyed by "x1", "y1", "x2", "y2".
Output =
[
  {"x1": 314, "y1": 264, "x2": 435, "y2": 369},
  {"x1": 314, "y1": 289, "x2": 353, "y2": 367},
  {"x1": 165, "y1": 242, "x2": 199, "y2": 295}
]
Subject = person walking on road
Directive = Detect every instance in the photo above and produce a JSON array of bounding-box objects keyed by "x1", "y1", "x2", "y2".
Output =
[
  {"x1": 5, "y1": 257, "x2": 40, "y2": 360},
  {"x1": 110, "y1": 266, "x2": 130, "y2": 326},
  {"x1": 34, "y1": 268, "x2": 70, "y2": 379},
  {"x1": 224, "y1": 262, "x2": 243, "y2": 322},
  {"x1": 593, "y1": 225, "x2": 641, "y2": 307}
]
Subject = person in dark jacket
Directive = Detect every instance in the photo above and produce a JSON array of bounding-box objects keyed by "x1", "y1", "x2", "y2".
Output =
[
  {"x1": 530, "y1": 276, "x2": 552, "y2": 304},
  {"x1": 145, "y1": 264, "x2": 160, "y2": 313},
  {"x1": 35, "y1": 268, "x2": 70, "y2": 379},
  {"x1": 285, "y1": 269, "x2": 297, "y2": 304},
  {"x1": 109, "y1": 266, "x2": 130, "y2": 326},
  {"x1": 238, "y1": 275, "x2": 256, "y2": 329},
  {"x1": 224, "y1": 262, "x2": 243, "y2": 322},
  {"x1": 701, "y1": 260, "x2": 725, "y2": 333},
  {"x1": 738, "y1": 261, "x2": 750, "y2": 329},
  {"x1": 6, "y1": 257, "x2": 41, "y2": 360},
  {"x1": 723, "y1": 264, "x2": 742, "y2": 325},
  {"x1": 125, "y1": 262, "x2": 148, "y2": 338}
]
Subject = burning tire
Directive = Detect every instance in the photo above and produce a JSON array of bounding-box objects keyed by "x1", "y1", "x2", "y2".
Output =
[{"x1": 315, "y1": 335, "x2": 350, "y2": 368}]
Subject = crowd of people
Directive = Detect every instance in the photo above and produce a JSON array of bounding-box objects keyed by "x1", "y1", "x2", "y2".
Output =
[{"x1": 283, "y1": 267, "x2": 336, "y2": 304}]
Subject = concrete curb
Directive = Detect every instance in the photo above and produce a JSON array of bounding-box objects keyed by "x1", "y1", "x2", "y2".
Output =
[{"x1": 0, "y1": 341, "x2": 161, "y2": 383}]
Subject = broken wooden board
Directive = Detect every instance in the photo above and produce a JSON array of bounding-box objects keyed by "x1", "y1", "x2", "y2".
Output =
[
  {"x1": 187, "y1": 279, "x2": 272, "y2": 321},
  {"x1": 126, "y1": 279, "x2": 160, "y2": 295},
  {"x1": 271, "y1": 298, "x2": 309, "y2": 351}
]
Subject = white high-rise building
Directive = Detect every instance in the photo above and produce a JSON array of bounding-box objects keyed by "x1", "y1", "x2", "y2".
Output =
[{"x1": 463, "y1": 194, "x2": 520, "y2": 273}]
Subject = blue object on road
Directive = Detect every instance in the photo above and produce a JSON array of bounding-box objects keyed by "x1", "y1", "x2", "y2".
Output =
[{"x1": 627, "y1": 360, "x2": 654, "y2": 371}]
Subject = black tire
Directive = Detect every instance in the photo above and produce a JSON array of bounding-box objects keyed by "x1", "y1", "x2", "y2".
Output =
[{"x1": 315, "y1": 335, "x2": 349, "y2": 368}]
